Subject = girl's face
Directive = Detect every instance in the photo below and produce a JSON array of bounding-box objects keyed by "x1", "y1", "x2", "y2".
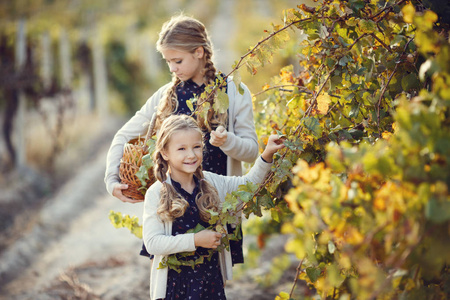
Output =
[
  {"x1": 161, "y1": 47, "x2": 205, "y2": 85},
  {"x1": 161, "y1": 128, "x2": 203, "y2": 180}
]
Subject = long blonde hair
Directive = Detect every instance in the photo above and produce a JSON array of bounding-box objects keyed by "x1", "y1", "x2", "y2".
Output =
[
  {"x1": 155, "y1": 14, "x2": 227, "y2": 132},
  {"x1": 154, "y1": 114, "x2": 221, "y2": 222}
]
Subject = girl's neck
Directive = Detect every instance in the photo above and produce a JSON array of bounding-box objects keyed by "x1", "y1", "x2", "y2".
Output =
[
  {"x1": 169, "y1": 172, "x2": 196, "y2": 194},
  {"x1": 191, "y1": 74, "x2": 206, "y2": 86}
]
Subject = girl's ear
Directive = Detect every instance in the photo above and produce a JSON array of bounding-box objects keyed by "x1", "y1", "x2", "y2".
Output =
[
  {"x1": 161, "y1": 150, "x2": 169, "y2": 161},
  {"x1": 195, "y1": 46, "x2": 205, "y2": 59}
]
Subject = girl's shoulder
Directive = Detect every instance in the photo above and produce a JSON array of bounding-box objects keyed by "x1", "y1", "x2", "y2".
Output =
[
  {"x1": 203, "y1": 171, "x2": 229, "y2": 188},
  {"x1": 226, "y1": 76, "x2": 250, "y2": 96},
  {"x1": 145, "y1": 180, "x2": 163, "y2": 201},
  {"x1": 143, "y1": 82, "x2": 173, "y2": 104},
  {"x1": 150, "y1": 82, "x2": 173, "y2": 98}
]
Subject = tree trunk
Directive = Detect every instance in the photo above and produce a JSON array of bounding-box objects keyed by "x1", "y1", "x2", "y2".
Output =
[
  {"x1": 93, "y1": 29, "x2": 108, "y2": 117},
  {"x1": 14, "y1": 19, "x2": 27, "y2": 169}
]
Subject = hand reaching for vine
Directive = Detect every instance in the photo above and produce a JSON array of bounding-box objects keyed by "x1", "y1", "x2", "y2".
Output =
[{"x1": 261, "y1": 134, "x2": 286, "y2": 163}]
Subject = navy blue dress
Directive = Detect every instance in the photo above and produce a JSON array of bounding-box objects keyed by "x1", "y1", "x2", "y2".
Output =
[
  {"x1": 164, "y1": 178, "x2": 226, "y2": 300},
  {"x1": 141, "y1": 78, "x2": 244, "y2": 265}
]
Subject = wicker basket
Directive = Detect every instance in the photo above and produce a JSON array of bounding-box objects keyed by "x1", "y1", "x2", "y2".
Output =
[{"x1": 119, "y1": 113, "x2": 157, "y2": 200}]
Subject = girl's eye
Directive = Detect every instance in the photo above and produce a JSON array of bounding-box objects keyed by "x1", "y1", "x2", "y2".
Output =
[
  {"x1": 194, "y1": 145, "x2": 202, "y2": 149},
  {"x1": 175, "y1": 60, "x2": 182, "y2": 64},
  {"x1": 178, "y1": 147, "x2": 185, "y2": 151}
]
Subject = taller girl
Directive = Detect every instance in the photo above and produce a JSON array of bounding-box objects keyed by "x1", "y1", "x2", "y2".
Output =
[{"x1": 104, "y1": 14, "x2": 258, "y2": 264}]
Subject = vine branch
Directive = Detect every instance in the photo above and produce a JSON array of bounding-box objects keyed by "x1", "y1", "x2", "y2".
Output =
[
  {"x1": 376, "y1": 62, "x2": 398, "y2": 135},
  {"x1": 369, "y1": 0, "x2": 408, "y2": 21},
  {"x1": 253, "y1": 84, "x2": 313, "y2": 97},
  {"x1": 290, "y1": 258, "x2": 305, "y2": 298}
]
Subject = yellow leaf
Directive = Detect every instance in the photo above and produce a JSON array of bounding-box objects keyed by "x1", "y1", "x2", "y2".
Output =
[
  {"x1": 285, "y1": 238, "x2": 306, "y2": 259},
  {"x1": 345, "y1": 227, "x2": 364, "y2": 245},
  {"x1": 424, "y1": 10, "x2": 438, "y2": 25},
  {"x1": 317, "y1": 92, "x2": 331, "y2": 115},
  {"x1": 276, "y1": 291, "x2": 290, "y2": 300},
  {"x1": 381, "y1": 131, "x2": 392, "y2": 140},
  {"x1": 401, "y1": 4, "x2": 415, "y2": 24},
  {"x1": 374, "y1": 195, "x2": 387, "y2": 211}
]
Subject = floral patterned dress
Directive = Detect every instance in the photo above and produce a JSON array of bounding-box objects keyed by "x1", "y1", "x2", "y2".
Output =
[{"x1": 164, "y1": 177, "x2": 226, "y2": 300}]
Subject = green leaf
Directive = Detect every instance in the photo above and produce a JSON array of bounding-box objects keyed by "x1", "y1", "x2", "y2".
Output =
[
  {"x1": 213, "y1": 89, "x2": 229, "y2": 114},
  {"x1": 303, "y1": 117, "x2": 322, "y2": 138},
  {"x1": 234, "y1": 190, "x2": 253, "y2": 203},
  {"x1": 232, "y1": 70, "x2": 244, "y2": 95},
  {"x1": 306, "y1": 267, "x2": 322, "y2": 283},
  {"x1": 271, "y1": 208, "x2": 280, "y2": 222},
  {"x1": 199, "y1": 102, "x2": 210, "y2": 122},
  {"x1": 425, "y1": 197, "x2": 450, "y2": 224},
  {"x1": 358, "y1": 19, "x2": 376, "y2": 33},
  {"x1": 326, "y1": 263, "x2": 345, "y2": 287},
  {"x1": 349, "y1": 103, "x2": 360, "y2": 118},
  {"x1": 338, "y1": 55, "x2": 352, "y2": 66},
  {"x1": 186, "y1": 223, "x2": 206, "y2": 234},
  {"x1": 349, "y1": 128, "x2": 364, "y2": 140},
  {"x1": 238, "y1": 84, "x2": 245, "y2": 95},
  {"x1": 136, "y1": 165, "x2": 150, "y2": 186},
  {"x1": 141, "y1": 153, "x2": 154, "y2": 169},
  {"x1": 258, "y1": 193, "x2": 275, "y2": 209},
  {"x1": 401, "y1": 73, "x2": 420, "y2": 91}
]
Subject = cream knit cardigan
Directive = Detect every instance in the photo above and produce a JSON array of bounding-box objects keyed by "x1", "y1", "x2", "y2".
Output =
[
  {"x1": 104, "y1": 77, "x2": 258, "y2": 196},
  {"x1": 143, "y1": 157, "x2": 272, "y2": 300}
]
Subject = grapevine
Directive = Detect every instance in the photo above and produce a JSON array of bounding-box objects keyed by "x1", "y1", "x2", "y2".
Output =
[{"x1": 109, "y1": 1, "x2": 450, "y2": 298}]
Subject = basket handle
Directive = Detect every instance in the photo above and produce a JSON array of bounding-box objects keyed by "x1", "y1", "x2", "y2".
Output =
[{"x1": 143, "y1": 112, "x2": 157, "y2": 152}]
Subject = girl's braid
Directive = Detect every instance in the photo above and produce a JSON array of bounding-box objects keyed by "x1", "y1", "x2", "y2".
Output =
[
  {"x1": 203, "y1": 49, "x2": 216, "y2": 84},
  {"x1": 156, "y1": 76, "x2": 181, "y2": 130}
]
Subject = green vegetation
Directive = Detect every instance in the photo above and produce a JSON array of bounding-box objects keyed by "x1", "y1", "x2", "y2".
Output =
[{"x1": 108, "y1": 0, "x2": 449, "y2": 298}]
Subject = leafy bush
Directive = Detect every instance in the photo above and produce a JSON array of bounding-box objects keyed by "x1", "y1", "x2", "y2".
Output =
[{"x1": 227, "y1": 1, "x2": 449, "y2": 298}]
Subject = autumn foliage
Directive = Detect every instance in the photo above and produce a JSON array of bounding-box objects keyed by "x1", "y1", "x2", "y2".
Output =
[
  {"x1": 226, "y1": 0, "x2": 449, "y2": 299},
  {"x1": 112, "y1": 0, "x2": 449, "y2": 298}
]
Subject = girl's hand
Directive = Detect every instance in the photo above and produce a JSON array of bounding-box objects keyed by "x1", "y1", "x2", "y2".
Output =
[
  {"x1": 194, "y1": 230, "x2": 222, "y2": 249},
  {"x1": 112, "y1": 183, "x2": 143, "y2": 203},
  {"x1": 210, "y1": 125, "x2": 227, "y2": 147},
  {"x1": 261, "y1": 134, "x2": 286, "y2": 163}
]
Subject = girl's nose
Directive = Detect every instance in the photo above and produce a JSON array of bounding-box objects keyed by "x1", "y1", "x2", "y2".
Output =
[
  {"x1": 169, "y1": 63, "x2": 177, "y2": 73},
  {"x1": 187, "y1": 149, "x2": 195, "y2": 158}
]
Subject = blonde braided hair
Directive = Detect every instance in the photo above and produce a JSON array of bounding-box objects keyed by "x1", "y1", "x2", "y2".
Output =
[
  {"x1": 154, "y1": 115, "x2": 221, "y2": 222},
  {"x1": 155, "y1": 14, "x2": 227, "y2": 132}
]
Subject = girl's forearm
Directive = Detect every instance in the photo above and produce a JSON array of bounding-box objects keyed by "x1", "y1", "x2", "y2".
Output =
[{"x1": 261, "y1": 151, "x2": 274, "y2": 163}]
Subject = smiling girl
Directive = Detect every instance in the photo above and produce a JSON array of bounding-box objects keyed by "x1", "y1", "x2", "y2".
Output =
[{"x1": 143, "y1": 114, "x2": 285, "y2": 300}]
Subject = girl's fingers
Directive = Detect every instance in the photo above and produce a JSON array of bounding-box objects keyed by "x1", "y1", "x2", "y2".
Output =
[{"x1": 216, "y1": 125, "x2": 226, "y2": 133}]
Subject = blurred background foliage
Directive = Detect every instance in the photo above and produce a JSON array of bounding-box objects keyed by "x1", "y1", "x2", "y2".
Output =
[{"x1": 0, "y1": 0, "x2": 315, "y2": 173}]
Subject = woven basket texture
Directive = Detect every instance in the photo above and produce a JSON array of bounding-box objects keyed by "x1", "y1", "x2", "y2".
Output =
[
  {"x1": 119, "y1": 137, "x2": 155, "y2": 200},
  {"x1": 119, "y1": 113, "x2": 157, "y2": 201}
]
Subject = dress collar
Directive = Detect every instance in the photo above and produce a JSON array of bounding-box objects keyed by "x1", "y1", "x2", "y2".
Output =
[
  {"x1": 170, "y1": 175, "x2": 200, "y2": 197},
  {"x1": 184, "y1": 78, "x2": 205, "y2": 89}
]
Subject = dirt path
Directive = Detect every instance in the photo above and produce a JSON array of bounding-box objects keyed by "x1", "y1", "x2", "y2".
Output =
[{"x1": 0, "y1": 140, "x2": 148, "y2": 298}]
